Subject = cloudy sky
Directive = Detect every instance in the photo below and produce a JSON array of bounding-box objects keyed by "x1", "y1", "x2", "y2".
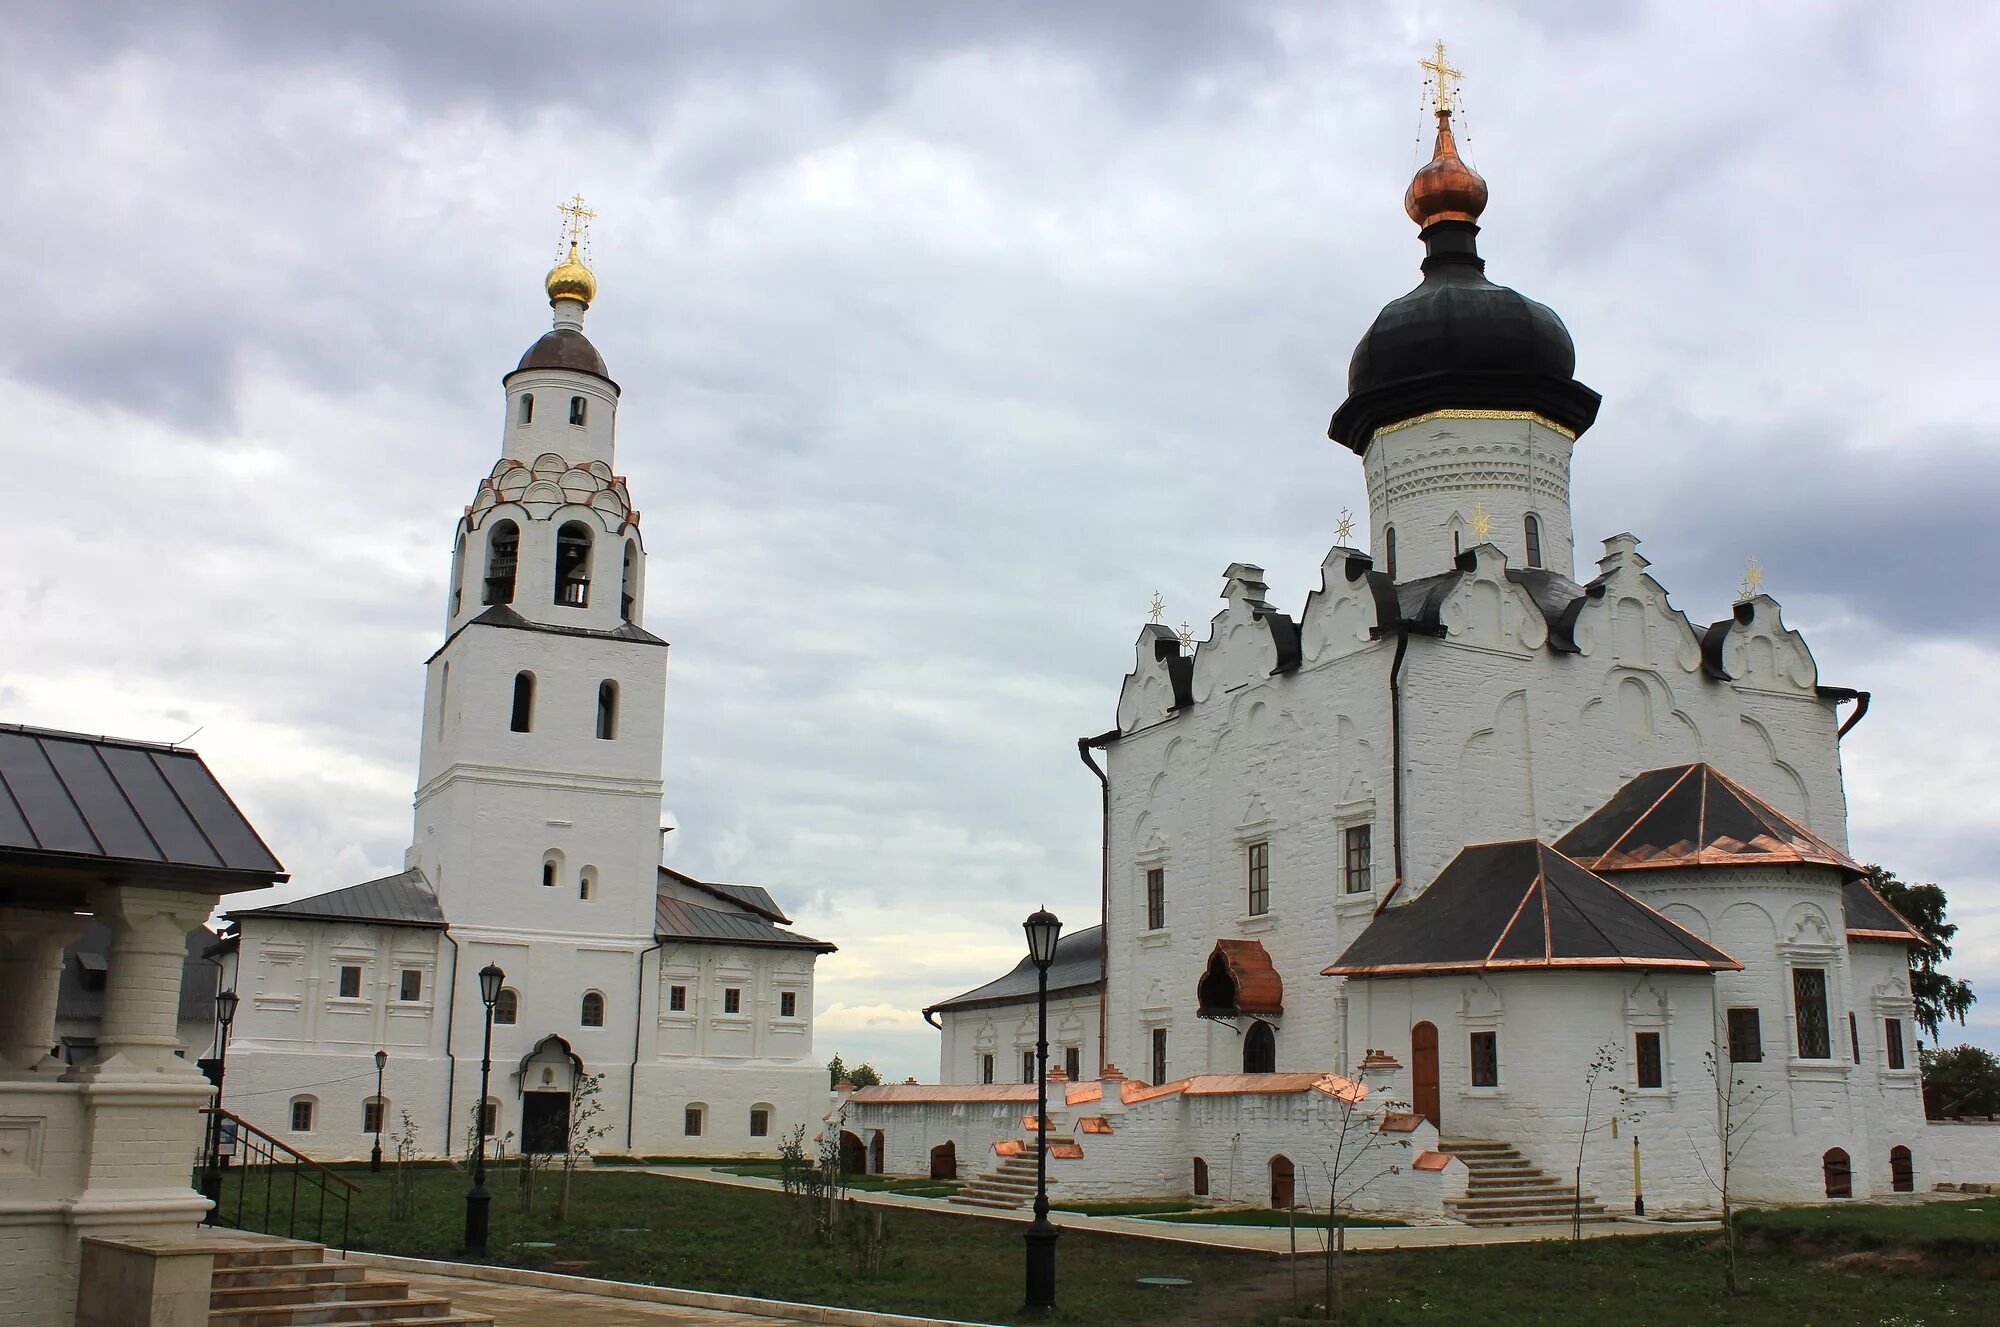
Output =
[{"x1": 3, "y1": 2, "x2": 1995, "y2": 1081}]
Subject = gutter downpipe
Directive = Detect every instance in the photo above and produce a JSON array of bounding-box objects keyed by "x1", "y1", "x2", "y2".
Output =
[
  {"x1": 1836, "y1": 691, "x2": 1871, "y2": 740},
  {"x1": 1373, "y1": 627, "x2": 1414, "y2": 917},
  {"x1": 441, "y1": 929, "x2": 461, "y2": 1148},
  {"x1": 627, "y1": 936, "x2": 665, "y2": 1151},
  {"x1": 1080, "y1": 730, "x2": 1117, "y2": 1073}
]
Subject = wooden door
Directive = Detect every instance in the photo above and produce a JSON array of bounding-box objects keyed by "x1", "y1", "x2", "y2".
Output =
[
  {"x1": 521, "y1": 1092, "x2": 570, "y2": 1155},
  {"x1": 870, "y1": 1130, "x2": 886, "y2": 1174},
  {"x1": 1269, "y1": 1155, "x2": 1295, "y2": 1209},
  {"x1": 1411, "y1": 1021, "x2": 1441, "y2": 1130}
]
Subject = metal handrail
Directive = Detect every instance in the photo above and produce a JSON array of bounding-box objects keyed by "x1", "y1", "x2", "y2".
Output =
[{"x1": 197, "y1": 1108, "x2": 357, "y2": 1253}]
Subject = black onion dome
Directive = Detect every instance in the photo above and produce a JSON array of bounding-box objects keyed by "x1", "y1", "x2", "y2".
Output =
[{"x1": 508, "y1": 327, "x2": 617, "y2": 391}]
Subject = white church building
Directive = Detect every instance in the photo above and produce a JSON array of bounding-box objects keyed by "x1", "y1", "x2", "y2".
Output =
[
  {"x1": 845, "y1": 92, "x2": 1995, "y2": 1219},
  {"x1": 217, "y1": 221, "x2": 835, "y2": 1163}
]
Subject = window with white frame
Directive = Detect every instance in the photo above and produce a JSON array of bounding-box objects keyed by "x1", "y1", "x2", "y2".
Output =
[
  {"x1": 1246, "y1": 842, "x2": 1270, "y2": 916},
  {"x1": 1343, "y1": 824, "x2": 1373, "y2": 894}
]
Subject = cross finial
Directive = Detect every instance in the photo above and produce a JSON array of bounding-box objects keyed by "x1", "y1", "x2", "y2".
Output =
[
  {"x1": 1177, "y1": 621, "x2": 1194, "y2": 655},
  {"x1": 557, "y1": 193, "x2": 596, "y2": 260},
  {"x1": 1335, "y1": 507, "x2": 1355, "y2": 544},
  {"x1": 1420, "y1": 40, "x2": 1463, "y2": 115},
  {"x1": 1148, "y1": 592, "x2": 1165, "y2": 623},
  {"x1": 1738, "y1": 557, "x2": 1765, "y2": 601},
  {"x1": 1468, "y1": 502, "x2": 1493, "y2": 541}
]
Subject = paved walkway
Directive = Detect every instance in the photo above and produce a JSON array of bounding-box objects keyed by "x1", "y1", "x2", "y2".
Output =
[
  {"x1": 402, "y1": 1270, "x2": 808, "y2": 1326},
  {"x1": 639, "y1": 1165, "x2": 1716, "y2": 1254}
]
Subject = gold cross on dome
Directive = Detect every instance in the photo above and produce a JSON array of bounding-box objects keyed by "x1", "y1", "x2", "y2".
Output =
[
  {"x1": 1177, "y1": 621, "x2": 1195, "y2": 654},
  {"x1": 1469, "y1": 502, "x2": 1493, "y2": 541},
  {"x1": 1739, "y1": 557, "x2": 1765, "y2": 600},
  {"x1": 557, "y1": 193, "x2": 596, "y2": 254},
  {"x1": 1148, "y1": 592, "x2": 1165, "y2": 623},
  {"x1": 1335, "y1": 507, "x2": 1355, "y2": 544},
  {"x1": 1420, "y1": 40, "x2": 1463, "y2": 114}
]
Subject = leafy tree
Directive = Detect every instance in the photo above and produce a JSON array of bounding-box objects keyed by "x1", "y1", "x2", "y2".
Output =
[
  {"x1": 1921, "y1": 1044, "x2": 2000, "y2": 1120},
  {"x1": 827, "y1": 1054, "x2": 847, "y2": 1088},
  {"x1": 849, "y1": 1062, "x2": 882, "y2": 1088},
  {"x1": 1868, "y1": 865, "x2": 1976, "y2": 1039}
]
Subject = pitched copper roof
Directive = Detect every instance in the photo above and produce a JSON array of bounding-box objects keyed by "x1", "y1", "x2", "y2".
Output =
[
  {"x1": 1843, "y1": 878, "x2": 1925, "y2": 945},
  {"x1": 1555, "y1": 763, "x2": 1864, "y2": 878},
  {"x1": 1324, "y1": 840, "x2": 1741, "y2": 977},
  {"x1": 1196, "y1": 939, "x2": 1284, "y2": 1017},
  {"x1": 847, "y1": 1082, "x2": 1042, "y2": 1105},
  {"x1": 848, "y1": 1070, "x2": 1364, "y2": 1108}
]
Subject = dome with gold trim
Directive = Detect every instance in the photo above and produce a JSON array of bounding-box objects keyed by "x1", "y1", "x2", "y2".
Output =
[{"x1": 545, "y1": 241, "x2": 596, "y2": 307}]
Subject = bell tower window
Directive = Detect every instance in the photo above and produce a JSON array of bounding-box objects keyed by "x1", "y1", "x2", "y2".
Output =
[
  {"x1": 510, "y1": 671, "x2": 536, "y2": 733},
  {"x1": 1384, "y1": 526, "x2": 1398, "y2": 579},
  {"x1": 1525, "y1": 513, "x2": 1543, "y2": 568},
  {"x1": 555, "y1": 522, "x2": 592, "y2": 607},
  {"x1": 596, "y1": 680, "x2": 619, "y2": 740},
  {"x1": 569, "y1": 395, "x2": 587, "y2": 426},
  {"x1": 519, "y1": 394, "x2": 534, "y2": 425},
  {"x1": 483, "y1": 520, "x2": 520, "y2": 605},
  {"x1": 621, "y1": 540, "x2": 639, "y2": 622}
]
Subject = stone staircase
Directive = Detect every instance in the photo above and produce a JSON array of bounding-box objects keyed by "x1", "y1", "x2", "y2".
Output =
[
  {"x1": 1439, "y1": 1138, "x2": 1616, "y2": 1227},
  {"x1": 208, "y1": 1237, "x2": 494, "y2": 1326},
  {"x1": 949, "y1": 1138, "x2": 1066, "y2": 1211}
]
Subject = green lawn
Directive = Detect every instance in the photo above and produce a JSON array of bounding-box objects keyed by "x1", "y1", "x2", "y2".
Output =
[
  {"x1": 1144, "y1": 1208, "x2": 1406, "y2": 1230},
  {"x1": 217, "y1": 1165, "x2": 2000, "y2": 1326},
  {"x1": 716, "y1": 1160, "x2": 958, "y2": 1198}
]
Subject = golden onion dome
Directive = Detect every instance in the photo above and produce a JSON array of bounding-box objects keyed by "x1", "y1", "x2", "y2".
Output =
[{"x1": 545, "y1": 240, "x2": 597, "y2": 307}]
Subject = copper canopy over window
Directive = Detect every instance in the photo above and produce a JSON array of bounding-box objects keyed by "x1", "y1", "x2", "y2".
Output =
[{"x1": 1197, "y1": 939, "x2": 1284, "y2": 1018}]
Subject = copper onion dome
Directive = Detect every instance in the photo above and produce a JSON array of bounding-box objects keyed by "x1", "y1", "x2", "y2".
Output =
[{"x1": 1404, "y1": 109, "x2": 1488, "y2": 227}]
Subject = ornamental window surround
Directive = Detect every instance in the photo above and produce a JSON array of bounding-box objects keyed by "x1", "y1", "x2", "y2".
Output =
[{"x1": 1145, "y1": 867, "x2": 1166, "y2": 930}]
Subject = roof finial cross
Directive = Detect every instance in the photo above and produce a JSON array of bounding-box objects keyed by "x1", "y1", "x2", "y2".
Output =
[
  {"x1": 1420, "y1": 40, "x2": 1463, "y2": 115},
  {"x1": 1148, "y1": 592, "x2": 1165, "y2": 623},
  {"x1": 1738, "y1": 556, "x2": 1765, "y2": 601},
  {"x1": 557, "y1": 193, "x2": 596, "y2": 259}
]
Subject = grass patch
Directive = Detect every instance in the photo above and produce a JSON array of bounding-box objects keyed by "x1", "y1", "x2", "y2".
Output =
[
  {"x1": 1144, "y1": 1208, "x2": 1405, "y2": 1229},
  {"x1": 1054, "y1": 1200, "x2": 1203, "y2": 1217},
  {"x1": 715, "y1": 1162, "x2": 958, "y2": 1196},
  {"x1": 1739, "y1": 1199, "x2": 2000, "y2": 1253}
]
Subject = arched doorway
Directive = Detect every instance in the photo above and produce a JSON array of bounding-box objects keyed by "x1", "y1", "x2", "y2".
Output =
[
  {"x1": 1890, "y1": 1146, "x2": 1913, "y2": 1193},
  {"x1": 1269, "y1": 1155, "x2": 1295, "y2": 1209},
  {"x1": 1244, "y1": 1021, "x2": 1277, "y2": 1074},
  {"x1": 1193, "y1": 1157, "x2": 1210, "y2": 1196},
  {"x1": 870, "y1": 1130, "x2": 886, "y2": 1175},
  {"x1": 930, "y1": 1141, "x2": 957, "y2": 1180},
  {"x1": 1823, "y1": 1147, "x2": 1852, "y2": 1198},
  {"x1": 839, "y1": 1130, "x2": 865, "y2": 1177},
  {"x1": 1411, "y1": 1022, "x2": 1440, "y2": 1129}
]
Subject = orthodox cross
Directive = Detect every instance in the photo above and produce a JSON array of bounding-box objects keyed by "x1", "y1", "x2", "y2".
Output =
[
  {"x1": 1148, "y1": 592, "x2": 1165, "y2": 623},
  {"x1": 558, "y1": 193, "x2": 596, "y2": 257},
  {"x1": 1177, "y1": 621, "x2": 1194, "y2": 655},
  {"x1": 1335, "y1": 507, "x2": 1355, "y2": 544},
  {"x1": 1738, "y1": 557, "x2": 1764, "y2": 600},
  {"x1": 1468, "y1": 502, "x2": 1493, "y2": 541},
  {"x1": 1420, "y1": 40, "x2": 1463, "y2": 114}
]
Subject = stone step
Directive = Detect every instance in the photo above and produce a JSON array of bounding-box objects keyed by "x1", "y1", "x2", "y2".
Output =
[
  {"x1": 1448, "y1": 1197, "x2": 1607, "y2": 1217},
  {"x1": 211, "y1": 1279, "x2": 412, "y2": 1309},
  {"x1": 212, "y1": 1243, "x2": 329, "y2": 1271},
  {"x1": 212, "y1": 1264, "x2": 371, "y2": 1289},
  {"x1": 1456, "y1": 1211, "x2": 1621, "y2": 1227},
  {"x1": 209, "y1": 1296, "x2": 456, "y2": 1326},
  {"x1": 1466, "y1": 1174, "x2": 1570, "y2": 1189}
]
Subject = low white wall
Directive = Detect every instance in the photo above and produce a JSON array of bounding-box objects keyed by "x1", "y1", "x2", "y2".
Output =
[{"x1": 1921, "y1": 1121, "x2": 2000, "y2": 1189}]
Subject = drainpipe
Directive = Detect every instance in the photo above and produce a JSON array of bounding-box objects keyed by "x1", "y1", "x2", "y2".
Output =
[
  {"x1": 1836, "y1": 691, "x2": 1871, "y2": 740},
  {"x1": 1373, "y1": 628, "x2": 1413, "y2": 916},
  {"x1": 1080, "y1": 730, "x2": 1117, "y2": 1074},
  {"x1": 626, "y1": 936, "x2": 664, "y2": 1151},
  {"x1": 441, "y1": 929, "x2": 461, "y2": 1147}
]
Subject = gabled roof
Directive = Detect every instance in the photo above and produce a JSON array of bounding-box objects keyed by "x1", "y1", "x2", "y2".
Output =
[
  {"x1": 0, "y1": 724, "x2": 286, "y2": 884},
  {"x1": 660, "y1": 866, "x2": 788, "y2": 923},
  {"x1": 1843, "y1": 878, "x2": 1926, "y2": 945},
  {"x1": 1554, "y1": 763, "x2": 1865, "y2": 879},
  {"x1": 1196, "y1": 939, "x2": 1283, "y2": 1017},
  {"x1": 229, "y1": 869, "x2": 446, "y2": 930},
  {"x1": 924, "y1": 924, "x2": 1104, "y2": 1017},
  {"x1": 1324, "y1": 840, "x2": 1741, "y2": 978},
  {"x1": 653, "y1": 894, "x2": 834, "y2": 952}
]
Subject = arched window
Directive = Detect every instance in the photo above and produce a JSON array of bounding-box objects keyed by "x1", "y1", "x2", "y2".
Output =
[
  {"x1": 581, "y1": 991, "x2": 605, "y2": 1027},
  {"x1": 555, "y1": 521, "x2": 592, "y2": 607},
  {"x1": 569, "y1": 395, "x2": 587, "y2": 426},
  {"x1": 1269, "y1": 1154, "x2": 1295, "y2": 1209},
  {"x1": 1823, "y1": 1147, "x2": 1853, "y2": 1198},
  {"x1": 1244, "y1": 1021, "x2": 1277, "y2": 1074},
  {"x1": 484, "y1": 520, "x2": 520, "y2": 605},
  {"x1": 510, "y1": 671, "x2": 535, "y2": 733},
  {"x1": 289, "y1": 1096, "x2": 316, "y2": 1133},
  {"x1": 1453, "y1": 528, "x2": 1462, "y2": 557},
  {"x1": 494, "y1": 989, "x2": 519, "y2": 1025},
  {"x1": 1890, "y1": 1145, "x2": 1914, "y2": 1193},
  {"x1": 437, "y1": 662, "x2": 449, "y2": 740},
  {"x1": 541, "y1": 849, "x2": 562, "y2": 889},
  {"x1": 519, "y1": 394, "x2": 534, "y2": 424},
  {"x1": 450, "y1": 534, "x2": 466, "y2": 616},
  {"x1": 1193, "y1": 1157, "x2": 1210, "y2": 1196},
  {"x1": 1525, "y1": 513, "x2": 1543, "y2": 568},
  {"x1": 578, "y1": 866, "x2": 597, "y2": 901},
  {"x1": 1384, "y1": 526, "x2": 1398, "y2": 579},
  {"x1": 621, "y1": 540, "x2": 639, "y2": 622},
  {"x1": 596, "y1": 680, "x2": 618, "y2": 740}
]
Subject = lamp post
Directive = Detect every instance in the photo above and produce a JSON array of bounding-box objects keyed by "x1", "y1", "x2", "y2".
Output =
[
  {"x1": 464, "y1": 963, "x2": 504, "y2": 1254},
  {"x1": 1022, "y1": 907, "x2": 1062, "y2": 1315},
  {"x1": 371, "y1": 1049, "x2": 389, "y2": 1173},
  {"x1": 201, "y1": 988, "x2": 240, "y2": 1225}
]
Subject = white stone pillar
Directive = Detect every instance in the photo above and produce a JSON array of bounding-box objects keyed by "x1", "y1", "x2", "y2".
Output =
[
  {"x1": 0, "y1": 906, "x2": 89, "y2": 1072},
  {"x1": 71, "y1": 886, "x2": 211, "y2": 1078}
]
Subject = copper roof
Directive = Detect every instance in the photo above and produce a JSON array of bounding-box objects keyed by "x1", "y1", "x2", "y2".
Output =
[
  {"x1": 1196, "y1": 939, "x2": 1284, "y2": 1017},
  {"x1": 1555, "y1": 763, "x2": 1865, "y2": 879},
  {"x1": 1405, "y1": 109, "x2": 1489, "y2": 228},
  {"x1": 854, "y1": 1069, "x2": 1365, "y2": 1110},
  {"x1": 847, "y1": 1082, "x2": 1040, "y2": 1106}
]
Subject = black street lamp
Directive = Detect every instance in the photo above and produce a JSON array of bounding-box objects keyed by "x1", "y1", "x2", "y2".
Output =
[
  {"x1": 371, "y1": 1049, "x2": 389, "y2": 1173},
  {"x1": 1022, "y1": 907, "x2": 1063, "y2": 1315},
  {"x1": 201, "y1": 987, "x2": 240, "y2": 1225},
  {"x1": 464, "y1": 963, "x2": 504, "y2": 1254}
]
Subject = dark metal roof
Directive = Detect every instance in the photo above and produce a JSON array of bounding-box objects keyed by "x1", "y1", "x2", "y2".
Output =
[
  {"x1": 58, "y1": 923, "x2": 219, "y2": 1027},
  {"x1": 509, "y1": 327, "x2": 617, "y2": 390},
  {"x1": 469, "y1": 603, "x2": 665, "y2": 646},
  {"x1": 1325, "y1": 840, "x2": 1740, "y2": 977},
  {"x1": 1843, "y1": 879, "x2": 1926, "y2": 945},
  {"x1": 0, "y1": 724, "x2": 286, "y2": 883},
  {"x1": 925, "y1": 924, "x2": 1104, "y2": 1016},
  {"x1": 229, "y1": 868, "x2": 446, "y2": 929},
  {"x1": 660, "y1": 866, "x2": 789, "y2": 923},
  {"x1": 654, "y1": 894, "x2": 835, "y2": 952},
  {"x1": 1555, "y1": 763, "x2": 1865, "y2": 879}
]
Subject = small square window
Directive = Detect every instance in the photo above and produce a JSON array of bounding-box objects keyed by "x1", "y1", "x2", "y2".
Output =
[
  {"x1": 291, "y1": 1099, "x2": 315, "y2": 1132},
  {"x1": 1635, "y1": 1031, "x2": 1664, "y2": 1089},
  {"x1": 684, "y1": 1106, "x2": 703, "y2": 1137},
  {"x1": 1246, "y1": 842, "x2": 1270, "y2": 916},
  {"x1": 1885, "y1": 1018, "x2": 1907, "y2": 1070},
  {"x1": 1343, "y1": 825, "x2": 1373, "y2": 894},
  {"x1": 780, "y1": 991, "x2": 797, "y2": 1018},
  {"x1": 1469, "y1": 1031, "x2": 1499, "y2": 1088},
  {"x1": 669, "y1": 984, "x2": 687, "y2": 1012},
  {"x1": 399, "y1": 969, "x2": 422, "y2": 1002},
  {"x1": 724, "y1": 988, "x2": 742, "y2": 1014},
  {"x1": 1145, "y1": 867, "x2": 1166, "y2": 930},
  {"x1": 1726, "y1": 1007, "x2": 1762, "y2": 1063},
  {"x1": 363, "y1": 1100, "x2": 384, "y2": 1134},
  {"x1": 338, "y1": 966, "x2": 361, "y2": 999},
  {"x1": 750, "y1": 1108, "x2": 770, "y2": 1138}
]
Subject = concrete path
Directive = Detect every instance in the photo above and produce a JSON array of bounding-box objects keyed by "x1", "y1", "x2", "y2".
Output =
[
  {"x1": 401, "y1": 1270, "x2": 808, "y2": 1325},
  {"x1": 639, "y1": 1165, "x2": 1717, "y2": 1254}
]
